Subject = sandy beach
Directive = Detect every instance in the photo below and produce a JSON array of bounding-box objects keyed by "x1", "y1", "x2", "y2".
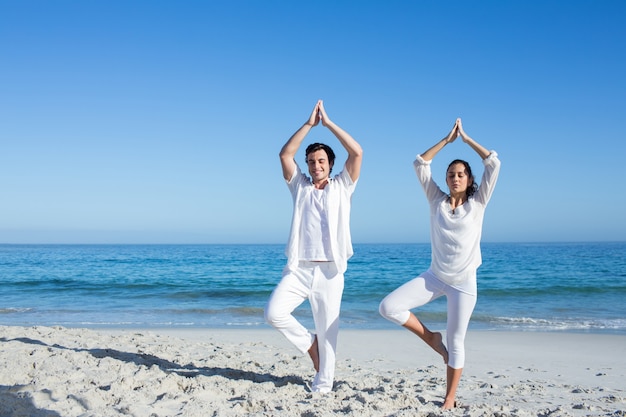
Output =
[{"x1": 1, "y1": 325, "x2": 624, "y2": 416}]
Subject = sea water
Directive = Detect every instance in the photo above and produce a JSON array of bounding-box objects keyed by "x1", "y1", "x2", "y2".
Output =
[{"x1": 1, "y1": 243, "x2": 624, "y2": 333}]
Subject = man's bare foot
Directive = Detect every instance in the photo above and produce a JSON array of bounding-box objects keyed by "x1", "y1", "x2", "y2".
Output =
[
  {"x1": 431, "y1": 332, "x2": 448, "y2": 364},
  {"x1": 308, "y1": 336, "x2": 320, "y2": 372}
]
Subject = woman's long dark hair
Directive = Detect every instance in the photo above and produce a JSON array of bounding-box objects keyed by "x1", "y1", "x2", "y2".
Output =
[{"x1": 448, "y1": 159, "x2": 477, "y2": 198}]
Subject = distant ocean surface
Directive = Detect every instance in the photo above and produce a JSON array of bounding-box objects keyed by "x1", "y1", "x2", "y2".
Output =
[{"x1": 1, "y1": 243, "x2": 625, "y2": 334}]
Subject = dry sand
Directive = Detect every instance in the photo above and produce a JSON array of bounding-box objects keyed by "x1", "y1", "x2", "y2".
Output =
[{"x1": 1, "y1": 325, "x2": 624, "y2": 416}]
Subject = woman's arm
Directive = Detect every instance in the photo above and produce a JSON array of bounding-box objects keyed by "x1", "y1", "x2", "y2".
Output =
[
  {"x1": 420, "y1": 119, "x2": 459, "y2": 161},
  {"x1": 457, "y1": 119, "x2": 491, "y2": 160}
]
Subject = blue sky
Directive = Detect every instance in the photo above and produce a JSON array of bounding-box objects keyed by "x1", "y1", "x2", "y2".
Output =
[{"x1": 1, "y1": 1, "x2": 625, "y2": 244}]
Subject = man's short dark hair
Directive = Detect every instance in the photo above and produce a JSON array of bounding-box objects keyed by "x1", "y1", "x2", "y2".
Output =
[{"x1": 305, "y1": 143, "x2": 336, "y2": 168}]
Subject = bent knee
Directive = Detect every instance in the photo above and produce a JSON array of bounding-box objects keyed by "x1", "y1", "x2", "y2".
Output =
[
  {"x1": 379, "y1": 299, "x2": 408, "y2": 325},
  {"x1": 378, "y1": 300, "x2": 391, "y2": 319},
  {"x1": 264, "y1": 303, "x2": 286, "y2": 327},
  {"x1": 263, "y1": 304, "x2": 276, "y2": 325}
]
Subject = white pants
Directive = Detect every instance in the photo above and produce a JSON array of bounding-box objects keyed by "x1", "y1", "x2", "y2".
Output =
[
  {"x1": 264, "y1": 261, "x2": 344, "y2": 393},
  {"x1": 378, "y1": 269, "x2": 477, "y2": 369}
]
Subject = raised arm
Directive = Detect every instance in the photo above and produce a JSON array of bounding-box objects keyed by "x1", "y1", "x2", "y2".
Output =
[
  {"x1": 279, "y1": 101, "x2": 321, "y2": 181},
  {"x1": 457, "y1": 119, "x2": 491, "y2": 160},
  {"x1": 420, "y1": 119, "x2": 459, "y2": 161},
  {"x1": 421, "y1": 118, "x2": 491, "y2": 161},
  {"x1": 318, "y1": 101, "x2": 363, "y2": 182}
]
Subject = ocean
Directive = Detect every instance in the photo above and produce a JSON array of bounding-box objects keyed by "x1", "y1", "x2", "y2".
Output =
[{"x1": 1, "y1": 243, "x2": 625, "y2": 334}]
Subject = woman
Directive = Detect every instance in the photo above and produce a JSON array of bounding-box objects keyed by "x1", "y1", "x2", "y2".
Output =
[{"x1": 379, "y1": 118, "x2": 500, "y2": 409}]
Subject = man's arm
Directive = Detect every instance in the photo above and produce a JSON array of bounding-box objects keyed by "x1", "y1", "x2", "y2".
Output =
[
  {"x1": 279, "y1": 101, "x2": 321, "y2": 181},
  {"x1": 318, "y1": 101, "x2": 363, "y2": 182}
]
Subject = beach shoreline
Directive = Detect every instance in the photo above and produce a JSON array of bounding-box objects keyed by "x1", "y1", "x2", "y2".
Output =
[{"x1": 1, "y1": 325, "x2": 624, "y2": 416}]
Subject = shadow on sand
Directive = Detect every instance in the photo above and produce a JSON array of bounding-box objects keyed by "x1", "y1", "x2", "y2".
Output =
[{"x1": 1, "y1": 335, "x2": 306, "y2": 415}]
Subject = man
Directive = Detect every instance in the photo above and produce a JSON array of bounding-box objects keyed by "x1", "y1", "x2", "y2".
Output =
[{"x1": 264, "y1": 100, "x2": 363, "y2": 393}]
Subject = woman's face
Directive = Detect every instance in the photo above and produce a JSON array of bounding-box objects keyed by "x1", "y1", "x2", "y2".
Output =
[{"x1": 446, "y1": 162, "x2": 471, "y2": 196}]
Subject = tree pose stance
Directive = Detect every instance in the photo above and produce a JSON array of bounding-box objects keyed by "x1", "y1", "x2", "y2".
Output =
[
  {"x1": 265, "y1": 100, "x2": 363, "y2": 393},
  {"x1": 379, "y1": 118, "x2": 500, "y2": 409}
]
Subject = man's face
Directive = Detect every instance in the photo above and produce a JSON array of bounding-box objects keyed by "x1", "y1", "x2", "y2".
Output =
[{"x1": 306, "y1": 149, "x2": 333, "y2": 184}]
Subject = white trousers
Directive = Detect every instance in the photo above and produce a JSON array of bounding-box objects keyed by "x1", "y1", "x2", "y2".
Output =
[
  {"x1": 378, "y1": 269, "x2": 477, "y2": 369},
  {"x1": 264, "y1": 261, "x2": 344, "y2": 393}
]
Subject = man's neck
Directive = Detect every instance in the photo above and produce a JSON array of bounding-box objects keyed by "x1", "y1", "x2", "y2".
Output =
[{"x1": 313, "y1": 178, "x2": 329, "y2": 190}]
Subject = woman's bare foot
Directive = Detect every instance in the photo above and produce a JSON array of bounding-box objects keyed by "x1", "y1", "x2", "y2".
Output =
[
  {"x1": 442, "y1": 399, "x2": 456, "y2": 410},
  {"x1": 308, "y1": 336, "x2": 320, "y2": 372},
  {"x1": 401, "y1": 315, "x2": 449, "y2": 364},
  {"x1": 431, "y1": 332, "x2": 448, "y2": 364}
]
